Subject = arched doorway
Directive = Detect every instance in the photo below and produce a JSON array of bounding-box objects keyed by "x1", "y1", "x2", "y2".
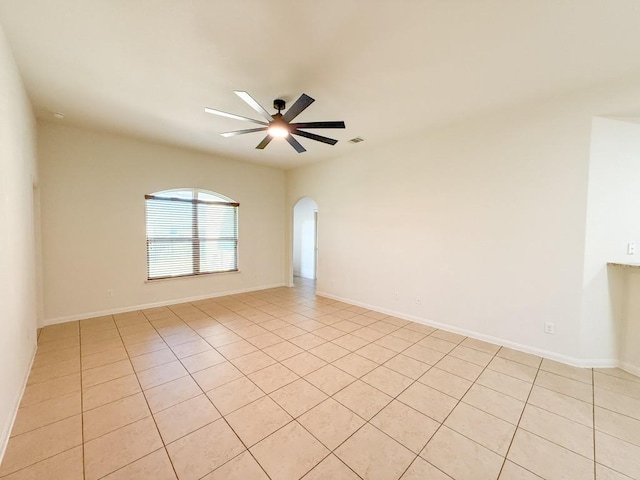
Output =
[{"x1": 292, "y1": 197, "x2": 319, "y2": 284}]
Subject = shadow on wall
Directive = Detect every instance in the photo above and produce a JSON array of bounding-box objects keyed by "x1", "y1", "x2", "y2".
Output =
[{"x1": 293, "y1": 197, "x2": 318, "y2": 280}]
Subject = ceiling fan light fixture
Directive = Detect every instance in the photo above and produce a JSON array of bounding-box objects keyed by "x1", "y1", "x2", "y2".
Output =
[{"x1": 268, "y1": 125, "x2": 289, "y2": 138}]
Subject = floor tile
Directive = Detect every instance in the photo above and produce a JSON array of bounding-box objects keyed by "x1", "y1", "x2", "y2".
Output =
[
  {"x1": 462, "y1": 383, "x2": 525, "y2": 425},
  {"x1": 595, "y1": 371, "x2": 640, "y2": 400},
  {"x1": 207, "y1": 376, "x2": 265, "y2": 415},
  {"x1": 83, "y1": 392, "x2": 150, "y2": 441},
  {"x1": 461, "y1": 337, "x2": 500, "y2": 355},
  {"x1": 251, "y1": 421, "x2": 329, "y2": 480},
  {"x1": 541, "y1": 359, "x2": 593, "y2": 384},
  {"x1": 435, "y1": 355, "x2": 483, "y2": 382},
  {"x1": 166, "y1": 418, "x2": 245, "y2": 480},
  {"x1": 496, "y1": 347, "x2": 542, "y2": 369},
  {"x1": 0, "y1": 446, "x2": 83, "y2": 480},
  {"x1": 230, "y1": 350, "x2": 277, "y2": 375},
  {"x1": 26, "y1": 358, "x2": 80, "y2": 386},
  {"x1": 332, "y1": 334, "x2": 370, "y2": 351},
  {"x1": 169, "y1": 338, "x2": 213, "y2": 358},
  {"x1": 102, "y1": 449, "x2": 177, "y2": 480},
  {"x1": 154, "y1": 394, "x2": 220, "y2": 444},
  {"x1": 402, "y1": 344, "x2": 445, "y2": 365},
  {"x1": 419, "y1": 367, "x2": 473, "y2": 399},
  {"x1": 82, "y1": 360, "x2": 134, "y2": 388},
  {"x1": 225, "y1": 396, "x2": 292, "y2": 446},
  {"x1": 0, "y1": 415, "x2": 82, "y2": 477},
  {"x1": 83, "y1": 416, "x2": 163, "y2": 480},
  {"x1": 263, "y1": 341, "x2": 305, "y2": 361},
  {"x1": 20, "y1": 373, "x2": 80, "y2": 407},
  {"x1": 535, "y1": 370, "x2": 593, "y2": 403},
  {"x1": 180, "y1": 349, "x2": 226, "y2": 373},
  {"x1": 488, "y1": 357, "x2": 537, "y2": 383},
  {"x1": 136, "y1": 360, "x2": 188, "y2": 390},
  {"x1": 270, "y1": 379, "x2": 328, "y2": 417},
  {"x1": 357, "y1": 343, "x2": 397, "y2": 364},
  {"x1": 507, "y1": 428, "x2": 594, "y2": 480},
  {"x1": 595, "y1": 464, "x2": 635, "y2": 479},
  {"x1": 421, "y1": 426, "x2": 503, "y2": 480},
  {"x1": 305, "y1": 364, "x2": 356, "y2": 395},
  {"x1": 11, "y1": 391, "x2": 81, "y2": 437},
  {"x1": 129, "y1": 348, "x2": 177, "y2": 372},
  {"x1": 477, "y1": 369, "x2": 533, "y2": 401},
  {"x1": 595, "y1": 387, "x2": 640, "y2": 421},
  {"x1": 417, "y1": 336, "x2": 457, "y2": 354},
  {"x1": 444, "y1": 402, "x2": 516, "y2": 455},
  {"x1": 449, "y1": 345, "x2": 493, "y2": 367},
  {"x1": 248, "y1": 363, "x2": 299, "y2": 393},
  {"x1": 202, "y1": 450, "x2": 268, "y2": 479},
  {"x1": 216, "y1": 339, "x2": 258, "y2": 359},
  {"x1": 519, "y1": 404, "x2": 594, "y2": 458},
  {"x1": 371, "y1": 400, "x2": 439, "y2": 453},
  {"x1": 333, "y1": 353, "x2": 378, "y2": 377},
  {"x1": 384, "y1": 354, "x2": 431, "y2": 380},
  {"x1": 191, "y1": 361, "x2": 244, "y2": 391},
  {"x1": 289, "y1": 333, "x2": 327, "y2": 350},
  {"x1": 398, "y1": 382, "x2": 457, "y2": 422},
  {"x1": 309, "y1": 342, "x2": 350, "y2": 362},
  {"x1": 334, "y1": 380, "x2": 392, "y2": 420},
  {"x1": 498, "y1": 460, "x2": 542, "y2": 479},
  {"x1": 527, "y1": 385, "x2": 593, "y2": 427},
  {"x1": 400, "y1": 456, "x2": 452, "y2": 480},
  {"x1": 335, "y1": 423, "x2": 415, "y2": 480},
  {"x1": 81, "y1": 347, "x2": 129, "y2": 371},
  {"x1": 298, "y1": 398, "x2": 365, "y2": 450},
  {"x1": 362, "y1": 366, "x2": 413, "y2": 397},
  {"x1": 595, "y1": 406, "x2": 640, "y2": 447},
  {"x1": 595, "y1": 431, "x2": 640, "y2": 478},
  {"x1": 144, "y1": 375, "x2": 202, "y2": 413},
  {"x1": 281, "y1": 352, "x2": 327, "y2": 376},
  {"x1": 302, "y1": 454, "x2": 359, "y2": 479}
]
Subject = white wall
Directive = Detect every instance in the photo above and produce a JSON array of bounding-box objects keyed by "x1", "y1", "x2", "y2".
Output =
[
  {"x1": 293, "y1": 197, "x2": 318, "y2": 279},
  {"x1": 287, "y1": 80, "x2": 640, "y2": 364},
  {"x1": 0, "y1": 26, "x2": 38, "y2": 459},
  {"x1": 38, "y1": 123, "x2": 286, "y2": 323},
  {"x1": 581, "y1": 118, "x2": 640, "y2": 369}
]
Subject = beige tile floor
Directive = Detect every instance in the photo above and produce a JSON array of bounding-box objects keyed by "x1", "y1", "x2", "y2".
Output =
[{"x1": 1, "y1": 279, "x2": 640, "y2": 480}]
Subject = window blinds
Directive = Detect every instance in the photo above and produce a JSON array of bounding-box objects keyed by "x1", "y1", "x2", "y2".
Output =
[{"x1": 145, "y1": 193, "x2": 239, "y2": 280}]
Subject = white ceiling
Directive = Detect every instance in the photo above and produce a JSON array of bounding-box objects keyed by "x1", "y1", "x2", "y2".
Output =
[{"x1": 2, "y1": 0, "x2": 640, "y2": 169}]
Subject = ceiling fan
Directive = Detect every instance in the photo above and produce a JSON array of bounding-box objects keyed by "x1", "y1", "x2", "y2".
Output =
[{"x1": 205, "y1": 91, "x2": 346, "y2": 153}]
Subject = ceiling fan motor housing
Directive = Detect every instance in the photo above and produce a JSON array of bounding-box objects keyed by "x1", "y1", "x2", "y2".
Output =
[{"x1": 273, "y1": 98, "x2": 286, "y2": 113}]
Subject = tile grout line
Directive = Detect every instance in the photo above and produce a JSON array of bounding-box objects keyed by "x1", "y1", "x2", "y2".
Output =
[
  {"x1": 142, "y1": 304, "x2": 277, "y2": 480},
  {"x1": 495, "y1": 359, "x2": 542, "y2": 479}
]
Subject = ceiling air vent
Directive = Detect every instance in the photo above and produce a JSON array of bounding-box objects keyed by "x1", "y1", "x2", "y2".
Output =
[{"x1": 348, "y1": 137, "x2": 365, "y2": 144}]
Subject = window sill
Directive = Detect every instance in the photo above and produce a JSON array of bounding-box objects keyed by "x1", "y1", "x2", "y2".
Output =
[{"x1": 145, "y1": 269, "x2": 240, "y2": 283}]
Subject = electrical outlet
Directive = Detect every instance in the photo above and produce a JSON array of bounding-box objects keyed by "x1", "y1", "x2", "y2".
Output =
[
  {"x1": 394, "y1": 291, "x2": 399, "y2": 300},
  {"x1": 107, "y1": 289, "x2": 113, "y2": 297},
  {"x1": 415, "y1": 296, "x2": 421, "y2": 304},
  {"x1": 544, "y1": 322, "x2": 555, "y2": 335},
  {"x1": 628, "y1": 242, "x2": 636, "y2": 255}
]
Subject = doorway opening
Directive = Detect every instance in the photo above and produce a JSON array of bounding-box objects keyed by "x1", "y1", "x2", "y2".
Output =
[{"x1": 292, "y1": 197, "x2": 318, "y2": 290}]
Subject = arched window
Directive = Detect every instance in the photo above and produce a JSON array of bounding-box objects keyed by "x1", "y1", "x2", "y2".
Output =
[{"x1": 145, "y1": 188, "x2": 239, "y2": 280}]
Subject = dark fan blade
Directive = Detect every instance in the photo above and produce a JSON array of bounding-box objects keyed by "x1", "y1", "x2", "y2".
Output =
[
  {"x1": 220, "y1": 127, "x2": 267, "y2": 137},
  {"x1": 286, "y1": 135, "x2": 307, "y2": 153},
  {"x1": 256, "y1": 135, "x2": 273, "y2": 150},
  {"x1": 234, "y1": 91, "x2": 274, "y2": 122},
  {"x1": 289, "y1": 121, "x2": 345, "y2": 129},
  {"x1": 204, "y1": 107, "x2": 268, "y2": 125},
  {"x1": 292, "y1": 129, "x2": 338, "y2": 145},
  {"x1": 282, "y1": 93, "x2": 315, "y2": 122}
]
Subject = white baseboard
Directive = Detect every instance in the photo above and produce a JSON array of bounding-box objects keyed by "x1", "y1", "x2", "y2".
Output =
[
  {"x1": 0, "y1": 343, "x2": 37, "y2": 465},
  {"x1": 42, "y1": 283, "x2": 286, "y2": 326},
  {"x1": 619, "y1": 361, "x2": 640, "y2": 378},
  {"x1": 317, "y1": 290, "x2": 619, "y2": 369}
]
